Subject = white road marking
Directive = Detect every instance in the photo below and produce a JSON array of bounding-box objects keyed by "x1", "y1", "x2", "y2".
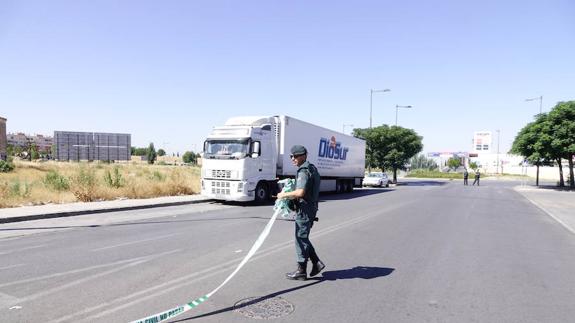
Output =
[
  {"x1": 0, "y1": 264, "x2": 25, "y2": 271},
  {"x1": 91, "y1": 233, "x2": 180, "y2": 251},
  {"x1": 519, "y1": 190, "x2": 575, "y2": 235},
  {"x1": 0, "y1": 250, "x2": 179, "y2": 288},
  {"x1": 16, "y1": 250, "x2": 181, "y2": 304},
  {"x1": 0, "y1": 245, "x2": 45, "y2": 256},
  {"x1": 0, "y1": 292, "x2": 22, "y2": 309},
  {"x1": 52, "y1": 201, "x2": 412, "y2": 323}
]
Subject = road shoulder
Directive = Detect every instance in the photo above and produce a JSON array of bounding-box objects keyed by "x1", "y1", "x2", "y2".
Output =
[{"x1": 514, "y1": 186, "x2": 575, "y2": 235}]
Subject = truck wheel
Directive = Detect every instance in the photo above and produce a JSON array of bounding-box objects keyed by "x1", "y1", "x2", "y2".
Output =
[
  {"x1": 338, "y1": 180, "x2": 345, "y2": 193},
  {"x1": 254, "y1": 182, "x2": 269, "y2": 203},
  {"x1": 347, "y1": 180, "x2": 354, "y2": 192}
]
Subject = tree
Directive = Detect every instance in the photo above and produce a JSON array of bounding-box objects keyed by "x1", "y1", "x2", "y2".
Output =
[
  {"x1": 131, "y1": 147, "x2": 148, "y2": 156},
  {"x1": 409, "y1": 154, "x2": 438, "y2": 170},
  {"x1": 447, "y1": 157, "x2": 461, "y2": 171},
  {"x1": 30, "y1": 144, "x2": 40, "y2": 160},
  {"x1": 6, "y1": 144, "x2": 15, "y2": 157},
  {"x1": 469, "y1": 161, "x2": 478, "y2": 170},
  {"x1": 353, "y1": 127, "x2": 379, "y2": 170},
  {"x1": 354, "y1": 125, "x2": 423, "y2": 183},
  {"x1": 547, "y1": 101, "x2": 575, "y2": 188},
  {"x1": 0, "y1": 160, "x2": 15, "y2": 172},
  {"x1": 157, "y1": 149, "x2": 166, "y2": 157},
  {"x1": 511, "y1": 113, "x2": 554, "y2": 186},
  {"x1": 146, "y1": 143, "x2": 157, "y2": 164},
  {"x1": 182, "y1": 151, "x2": 197, "y2": 164}
]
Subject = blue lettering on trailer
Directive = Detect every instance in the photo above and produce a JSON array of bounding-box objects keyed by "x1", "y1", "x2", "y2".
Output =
[{"x1": 318, "y1": 136, "x2": 349, "y2": 160}]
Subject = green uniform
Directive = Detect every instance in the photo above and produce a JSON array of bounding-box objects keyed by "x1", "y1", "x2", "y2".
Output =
[{"x1": 294, "y1": 160, "x2": 321, "y2": 264}]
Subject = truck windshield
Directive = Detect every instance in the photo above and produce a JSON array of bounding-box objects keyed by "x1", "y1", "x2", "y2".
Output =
[{"x1": 204, "y1": 139, "x2": 250, "y2": 159}]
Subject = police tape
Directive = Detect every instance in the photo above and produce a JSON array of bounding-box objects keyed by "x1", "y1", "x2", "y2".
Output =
[{"x1": 130, "y1": 207, "x2": 283, "y2": 323}]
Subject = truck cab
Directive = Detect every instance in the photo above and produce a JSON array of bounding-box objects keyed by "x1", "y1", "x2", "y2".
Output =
[{"x1": 201, "y1": 116, "x2": 278, "y2": 202}]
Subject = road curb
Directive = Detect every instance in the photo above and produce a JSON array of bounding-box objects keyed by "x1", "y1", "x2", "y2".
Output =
[
  {"x1": 514, "y1": 187, "x2": 575, "y2": 236},
  {"x1": 0, "y1": 198, "x2": 212, "y2": 224}
]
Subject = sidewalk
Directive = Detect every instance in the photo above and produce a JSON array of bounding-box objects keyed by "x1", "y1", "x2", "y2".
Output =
[
  {"x1": 514, "y1": 185, "x2": 575, "y2": 235},
  {"x1": 0, "y1": 194, "x2": 211, "y2": 224}
]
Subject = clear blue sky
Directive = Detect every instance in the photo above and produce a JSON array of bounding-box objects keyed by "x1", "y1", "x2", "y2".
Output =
[{"x1": 1, "y1": 0, "x2": 573, "y2": 155}]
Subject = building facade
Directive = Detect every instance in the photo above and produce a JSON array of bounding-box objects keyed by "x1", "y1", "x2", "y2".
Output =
[
  {"x1": 472, "y1": 131, "x2": 492, "y2": 153},
  {"x1": 7, "y1": 132, "x2": 54, "y2": 154},
  {"x1": 0, "y1": 117, "x2": 6, "y2": 160},
  {"x1": 54, "y1": 131, "x2": 131, "y2": 161}
]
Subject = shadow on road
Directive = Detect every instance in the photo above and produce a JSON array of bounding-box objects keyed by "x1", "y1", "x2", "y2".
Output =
[
  {"x1": 174, "y1": 266, "x2": 394, "y2": 322},
  {"x1": 318, "y1": 266, "x2": 395, "y2": 280},
  {"x1": 214, "y1": 189, "x2": 393, "y2": 206},
  {"x1": 319, "y1": 189, "x2": 393, "y2": 201},
  {"x1": 398, "y1": 180, "x2": 448, "y2": 187},
  {"x1": 531, "y1": 184, "x2": 575, "y2": 192},
  {"x1": 174, "y1": 280, "x2": 321, "y2": 322}
]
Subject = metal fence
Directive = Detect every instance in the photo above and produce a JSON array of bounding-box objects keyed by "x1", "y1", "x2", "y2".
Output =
[{"x1": 54, "y1": 131, "x2": 131, "y2": 161}]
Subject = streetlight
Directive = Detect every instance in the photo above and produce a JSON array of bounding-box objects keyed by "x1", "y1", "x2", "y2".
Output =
[
  {"x1": 395, "y1": 105, "x2": 413, "y2": 126},
  {"x1": 370, "y1": 89, "x2": 391, "y2": 128},
  {"x1": 342, "y1": 124, "x2": 354, "y2": 135},
  {"x1": 525, "y1": 95, "x2": 543, "y2": 114},
  {"x1": 496, "y1": 129, "x2": 500, "y2": 174}
]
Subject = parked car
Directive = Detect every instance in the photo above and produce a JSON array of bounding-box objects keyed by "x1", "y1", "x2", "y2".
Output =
[{"x1": 363, "y1": 172, "x2": 390, "y2": 187}]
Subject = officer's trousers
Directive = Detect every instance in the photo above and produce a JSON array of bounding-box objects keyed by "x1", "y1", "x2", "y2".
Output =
[{"x1": 294, "y1": 209, "x2": 319, "y2": 264}]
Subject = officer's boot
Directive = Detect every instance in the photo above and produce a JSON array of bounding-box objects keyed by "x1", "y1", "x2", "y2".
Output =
[
  {"x1": 286, "y1": 262, "x2": 307, "y2": 280},
  {"x1": 310, "y1": 259, "x2": 325, "y2": 277}
]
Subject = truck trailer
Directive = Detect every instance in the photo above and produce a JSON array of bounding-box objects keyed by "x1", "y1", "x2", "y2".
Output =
[{"x1": 201, "y1": 115, "x2": 366, "y2": 202}]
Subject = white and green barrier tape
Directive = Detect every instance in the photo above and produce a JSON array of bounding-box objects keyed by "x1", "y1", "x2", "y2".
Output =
[{"x1": 130, "y1": 179, "x2": 295, "y2": 323}]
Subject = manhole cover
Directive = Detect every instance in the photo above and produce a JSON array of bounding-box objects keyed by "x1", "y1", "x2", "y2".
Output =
[{"x1": 233, "y1": 296, "x2": 294, "y2": 319}]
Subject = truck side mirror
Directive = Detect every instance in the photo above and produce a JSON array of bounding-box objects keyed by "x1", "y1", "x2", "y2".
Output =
[{"x1": 251, "y1": 141, "x2": 260, "y2": 158}]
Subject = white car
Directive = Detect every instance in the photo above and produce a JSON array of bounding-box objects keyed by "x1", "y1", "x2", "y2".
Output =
[{"x1": 363, "y1": 172, "x2": 390, "y2": 188}]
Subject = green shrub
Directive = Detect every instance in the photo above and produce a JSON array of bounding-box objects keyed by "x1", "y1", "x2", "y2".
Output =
[
  {"x1": 0, "y1": 160, "x2": 15, "y2": 173},
  {"x1": 70, "y1": 168, "x2": 97, "y2": 202},
  {"x1": 150, "y1": 170, "x2": 165, "y2": 182},
  {"x1": 44, "y1": 170, "x2": 70, "y2": 191},
  {"x1": 9, "y1": 180, "x2": 31, "y2": 197},
  {"x1": 407, "y1": 169, "x2": 472, "y2": 179},
  {"x1": 104, "y1": 167, "x2": 124, "y2": 188}
]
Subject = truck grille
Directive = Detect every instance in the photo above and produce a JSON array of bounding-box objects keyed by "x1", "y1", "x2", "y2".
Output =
[
  {"x1": 211, "y1": 181, "x2": 231, "y2": 195},
  {"x1": 211, "y1": 169, "x2": 232, "y2": 179}
]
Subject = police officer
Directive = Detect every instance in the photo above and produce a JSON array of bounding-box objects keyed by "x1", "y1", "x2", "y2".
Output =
[
  {"x1": 472, "y1": 169, "x2": 481, "y2": 186},
  {"x1": 277, "y1": 145, "x2": 325, "y2": 280}
]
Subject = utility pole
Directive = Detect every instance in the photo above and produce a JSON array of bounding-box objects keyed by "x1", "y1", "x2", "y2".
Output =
[
  {"x1": 525, "y1": 95, "x2": 543, "y2": 114},
  {"x1": 496, "y1": 129, "x2": 500, "y2": 174}
]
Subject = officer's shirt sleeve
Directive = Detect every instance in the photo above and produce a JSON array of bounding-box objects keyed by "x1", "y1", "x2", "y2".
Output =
[{"x1": 296, "y1": 170, "x2": 309, "y2": 192}]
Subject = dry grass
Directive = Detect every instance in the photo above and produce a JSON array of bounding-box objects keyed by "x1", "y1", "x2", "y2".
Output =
[{"x1": 0, "y1": 160, "x2": 201, "y2": 208}]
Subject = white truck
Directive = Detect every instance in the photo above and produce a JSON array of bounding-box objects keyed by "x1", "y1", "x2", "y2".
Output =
[{"x1": 201, "y1": 115, "x2": 366, "y2": 202}]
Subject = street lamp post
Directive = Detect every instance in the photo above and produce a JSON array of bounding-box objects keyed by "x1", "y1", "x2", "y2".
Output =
[
  {"x1": 342, "y1": 124, "x2": 354, "y2": 135},
  {"x1": 370, "y1": 89, "x2": 391, "y2": 128},
  {"x1": 525, "y1": 95, "x2": 543, "y2": 114},
  {"x1": 395, "y1": 105, "x2": 413, "y2": 126},
  {"x1": 496, "y1": 129, "x2": 500, "y2": 174}
]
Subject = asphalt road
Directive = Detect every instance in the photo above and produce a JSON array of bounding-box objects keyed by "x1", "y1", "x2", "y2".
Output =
[{"x1": 1, "y1": 180, "x2": 575, "y2": 323}]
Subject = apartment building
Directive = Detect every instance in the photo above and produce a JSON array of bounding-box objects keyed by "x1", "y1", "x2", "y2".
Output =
[{"x1": 7, "y1": 132, "x2": 54, "y2": 153}]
